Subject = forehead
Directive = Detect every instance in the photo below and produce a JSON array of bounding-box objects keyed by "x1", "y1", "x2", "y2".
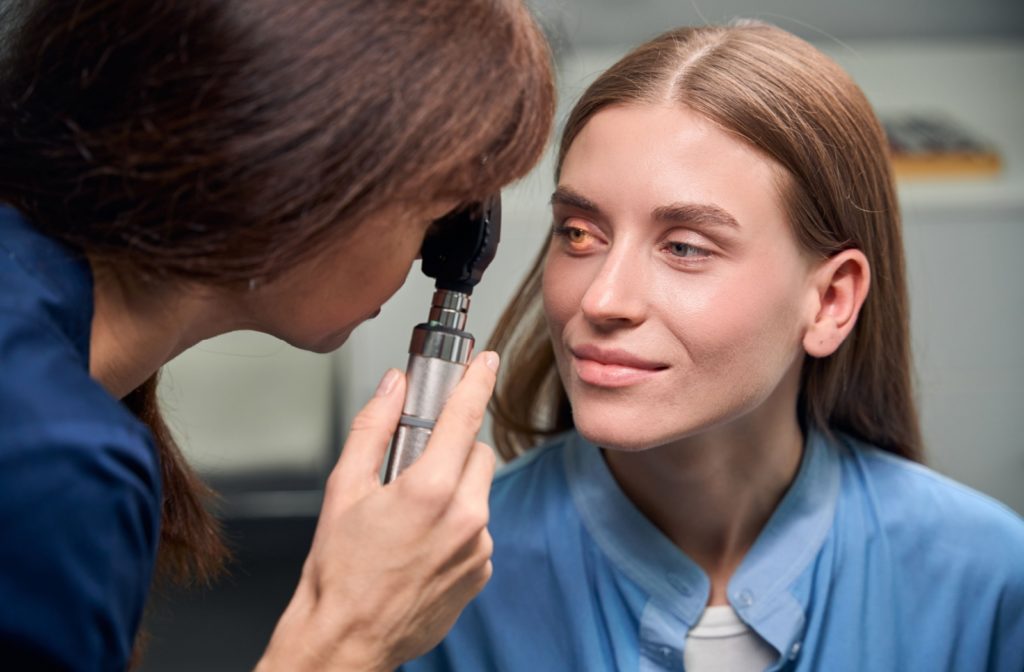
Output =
[{"x1": 559, "y1": 104, "x2": 787, "y2": 228}]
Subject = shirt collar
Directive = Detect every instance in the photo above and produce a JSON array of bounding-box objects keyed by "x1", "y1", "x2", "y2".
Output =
[{"x1": 564, "y1": 428, "x2": 840, "y2": 655}]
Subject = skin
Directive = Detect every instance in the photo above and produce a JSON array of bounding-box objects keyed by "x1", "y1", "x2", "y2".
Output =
[
  {"x1": 90, "y1": 201, "x2": 455, "y2": 397},
  {"x1": 543, "y1": 103, "x2": 869, "y2": 605},
  {"x1": 89, "y1": 200, "x2": 499, "y2": 671}
]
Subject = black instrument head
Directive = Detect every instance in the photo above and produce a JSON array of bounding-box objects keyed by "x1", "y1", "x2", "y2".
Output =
[{"x1": 420, "y1": 193, "x2": 501, "y2": 295}]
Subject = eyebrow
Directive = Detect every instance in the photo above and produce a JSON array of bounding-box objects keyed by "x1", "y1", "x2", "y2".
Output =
[
  {"x1": 651, "y1": 202, "x2": 740, "y2": 230},
  {"x1": 550, "y1": 186, "x2": 602, "y2": 215},
  {"x1": 551, "y1": 186, "x2": 740, "y2": 230}
]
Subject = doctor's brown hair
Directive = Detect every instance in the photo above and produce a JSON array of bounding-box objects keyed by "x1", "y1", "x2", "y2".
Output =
[
  {"x1": 0, "y1": 0, "x2": 554, "y2": 612},
  {"x1": 489, "y1": 22, "x2": 922, "y2": 462}
]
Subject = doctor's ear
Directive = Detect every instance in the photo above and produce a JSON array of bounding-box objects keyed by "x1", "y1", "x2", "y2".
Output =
[{"x1": 803, "y1": 248, "x2": 870, "y2": 358}]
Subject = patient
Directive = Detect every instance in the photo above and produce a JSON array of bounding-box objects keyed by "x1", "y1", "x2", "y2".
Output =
[{"x1": 404, "y1": 21, "x2": 1024, "y2": 672}]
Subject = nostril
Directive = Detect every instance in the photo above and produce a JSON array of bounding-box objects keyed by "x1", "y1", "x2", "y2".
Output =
[{"x1": 581, "y1": 290, "x2": 646, "y2": 325}]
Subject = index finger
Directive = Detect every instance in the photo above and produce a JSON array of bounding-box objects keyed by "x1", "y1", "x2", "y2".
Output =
[{"x1": 404, "y1": 350, "x2": 499, "y2": 479}]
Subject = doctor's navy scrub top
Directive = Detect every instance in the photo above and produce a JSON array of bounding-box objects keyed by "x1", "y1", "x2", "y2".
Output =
[{"x1": 1, "y1": 205, "x2": 161, "y2": 670}]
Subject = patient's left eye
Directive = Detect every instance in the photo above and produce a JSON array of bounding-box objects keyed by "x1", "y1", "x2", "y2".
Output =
[{"x1": 665, "y1": 241, "x2": 711, "y2": 258}]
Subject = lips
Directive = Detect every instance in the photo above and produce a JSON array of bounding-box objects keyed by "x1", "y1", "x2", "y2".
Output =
[{"x1": 570, "y1": 343, "x2": 668, "y2": 387}]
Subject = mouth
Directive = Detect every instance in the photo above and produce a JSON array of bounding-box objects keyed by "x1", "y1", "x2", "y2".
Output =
[{"x1": 570, "y1": 344, "x2": 669, "y2": 388}]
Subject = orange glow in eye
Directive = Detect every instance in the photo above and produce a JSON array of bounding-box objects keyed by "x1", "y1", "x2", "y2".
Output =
[
  {"x1": 567, "y1": 227, "x2": 591, "y2": 248},
  {"x1": 552, "y1": 220, "x2": 601, "y2": 253}
]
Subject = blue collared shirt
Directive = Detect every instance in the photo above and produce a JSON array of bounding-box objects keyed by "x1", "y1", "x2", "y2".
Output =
[
  {"x1": 404, "y1": 430, "x2": 1024, "y2": 671},
  {"x1": 0, "y1": 205, "x2": 160, "y2": 670}
]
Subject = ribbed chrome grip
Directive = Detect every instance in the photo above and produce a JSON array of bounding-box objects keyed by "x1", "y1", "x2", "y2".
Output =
[{"x1": 383, "y1": 290, "x2": 474, "y2": 483}]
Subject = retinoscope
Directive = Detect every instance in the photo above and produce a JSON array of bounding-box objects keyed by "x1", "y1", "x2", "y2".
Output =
[{"x1": 383, "y1": 194, "x2": 501, "y2": 483}]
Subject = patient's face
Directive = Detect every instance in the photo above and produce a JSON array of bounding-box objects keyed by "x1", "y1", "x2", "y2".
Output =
[{"x1": 543, "y1": 103, "x2": 814, "y2": 451}]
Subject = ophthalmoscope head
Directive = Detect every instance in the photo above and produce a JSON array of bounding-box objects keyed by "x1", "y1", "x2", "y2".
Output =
[{"x1": 420, "y1": 194, "x2": 501, "y2": 295}]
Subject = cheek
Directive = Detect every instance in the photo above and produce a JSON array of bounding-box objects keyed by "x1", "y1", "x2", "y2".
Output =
[
  {"x1": 356, "y1": 234, "x2": 421, "y2": 301},
  {"x1": 668, "y1": 262, "x2": 808, "y2": 385},
  {"x1": 541, "y1": 252, "x2": 590, "y2": 376},
  {"x1": 381, "y1": 248, "x2": 418, "y2": 295},
  {"x1": 541, "y1": 251, "x2": 583, "y2": 331}
]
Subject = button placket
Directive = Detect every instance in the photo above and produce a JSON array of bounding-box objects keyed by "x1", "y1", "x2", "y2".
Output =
[{"x1": 638, "y1": 601, "x2": 688, "y2": 672}]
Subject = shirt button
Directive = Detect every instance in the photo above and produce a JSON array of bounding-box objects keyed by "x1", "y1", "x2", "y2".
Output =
[
  {"x1": 735, "y1": 589, "x2": 755, "y2": 607},
  {"x1": 659, "y1": 646, "x2": 680, "y2": 668},
  {"x1": 789, "y1": 641, "x2": 802, "y2": 660}
]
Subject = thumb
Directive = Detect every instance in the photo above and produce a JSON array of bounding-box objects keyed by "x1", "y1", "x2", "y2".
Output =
[{"x1": 331, "y1": 368, "x2": 406, "y2": 496}]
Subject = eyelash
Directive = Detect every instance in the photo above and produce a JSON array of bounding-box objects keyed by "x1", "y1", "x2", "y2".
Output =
[{"x1": 552, "y1": 222, "x2": 713, "y2": 263}]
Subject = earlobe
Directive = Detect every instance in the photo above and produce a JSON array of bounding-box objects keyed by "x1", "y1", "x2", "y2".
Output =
[{"x1": 803, "y1": 249, "x2": 870, "y2": 358}]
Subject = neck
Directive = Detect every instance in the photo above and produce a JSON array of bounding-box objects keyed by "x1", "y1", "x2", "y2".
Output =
[
  {"x1": 89, "y1": 263, "x2": 240, "y2": 399},
  {"x1": 602, "y1": 363, "x2": 804, "y2": 606}
]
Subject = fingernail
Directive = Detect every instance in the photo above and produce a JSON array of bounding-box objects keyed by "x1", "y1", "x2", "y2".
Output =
[
  {"x1": 483, "y1": 351, "x2": 500, "y2": 372},
  {"x1": 375, "y1": 369, "x2": 400, "y2": 397}
]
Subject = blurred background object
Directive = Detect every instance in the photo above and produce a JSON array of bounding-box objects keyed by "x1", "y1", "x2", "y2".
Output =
[
  {"x1": 882, "y1": 113, "x2": 1003, "y2": 180},
  {"x1": 142, "y1": 1, "x2": 1024, "y2": 669}
]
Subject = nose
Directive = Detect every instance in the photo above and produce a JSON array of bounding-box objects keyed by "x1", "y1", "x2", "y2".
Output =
[{"x1": 579, "y1": 247, "x2": 647, "y2": 327}]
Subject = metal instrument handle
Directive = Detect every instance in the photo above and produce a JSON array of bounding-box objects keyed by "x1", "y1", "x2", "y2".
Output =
[{"x1": 383, "y1": 316, "x2": 474, "y2": 483}]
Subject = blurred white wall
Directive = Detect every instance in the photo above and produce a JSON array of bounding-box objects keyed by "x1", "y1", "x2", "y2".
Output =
[{"x1": 158, "y1": 330, "x2": 334, "y2": 477}]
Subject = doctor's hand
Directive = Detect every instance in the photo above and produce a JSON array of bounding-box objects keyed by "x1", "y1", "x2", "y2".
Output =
[{"x1": 256, "y1": 351, "x2": 499, "y2": 672}]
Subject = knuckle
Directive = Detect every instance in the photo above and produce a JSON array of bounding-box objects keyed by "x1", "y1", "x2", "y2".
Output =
[
  {"x1": 453, "y1": 499, "x2": 489, "y2": 534},
  {"x1": 475, "y1": 560, "x2": 494, "y2": 589},
  {"x1": 324, "y1": 461, "x2": 352, "y2": 498},
  {"x1": 470, "y1": 507, "x2": 490, "y2": 533},
  {"x1": 401, "y1": 472, "x2": 456, "y2": 510},
  {"x1": 477, "y1": 442, "x2": 497, "y2": 471},
  {"x1": 324, "y1": 465, "x2": 343, "y2": 494},
  {"x1": 479, "y1": 530, "x2": 494, "y2": 559}
]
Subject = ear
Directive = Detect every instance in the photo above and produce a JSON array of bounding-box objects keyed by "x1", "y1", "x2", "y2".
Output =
[{"x1": 803, "y1": 249, "x2": 870, "y2": 358}]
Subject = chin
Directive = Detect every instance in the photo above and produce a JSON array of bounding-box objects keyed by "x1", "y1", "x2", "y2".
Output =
[
  {"x1": 569, "y1": 396, "x2": 741, "y2": 452},
  {"x1": 571, "y1": 405, "x2": 675, "y2": 452},
  {"x1": 280, "y1": 327, "x2": 353, "y2": 354},
  {"x1": 312, "y1": 330, "x2": 352, "y2": 353},
  {"x1": 576, "y1": 428, "x2": 656, "y2": 452}
]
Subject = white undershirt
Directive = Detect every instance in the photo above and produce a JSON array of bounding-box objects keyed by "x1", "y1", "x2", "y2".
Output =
[{"x1": 684, "y1": 604, "x2": 778, "y2": 672}]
